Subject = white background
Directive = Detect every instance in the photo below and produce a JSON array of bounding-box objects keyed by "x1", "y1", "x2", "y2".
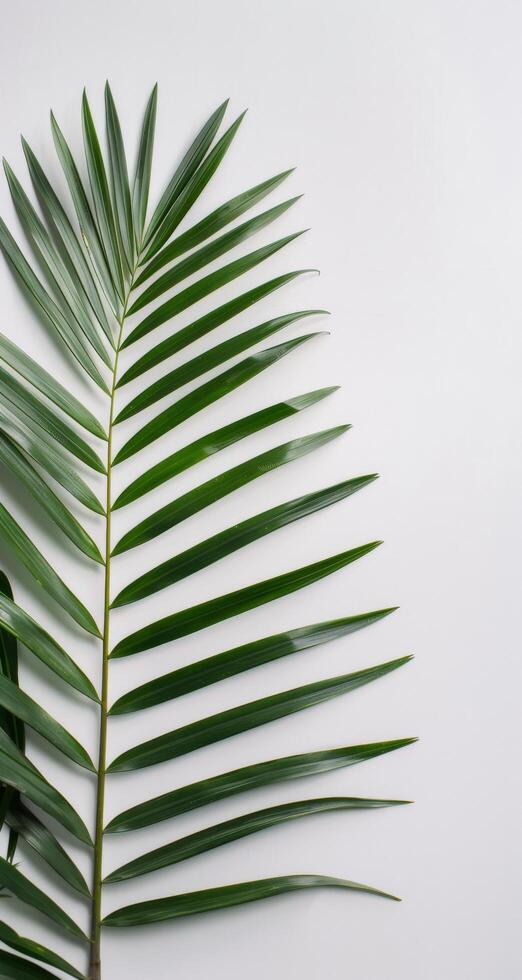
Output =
[{"x1": 0, "y1": 1, "x2": 521, "y2": 977}]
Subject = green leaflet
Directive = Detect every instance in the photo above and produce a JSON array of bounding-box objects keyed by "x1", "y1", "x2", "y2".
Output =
[
  {"x1": 0, "y1": 672, "x2": 94, "y2": 770},
  {"x1": 0, "y1": 332, "x2": 107, "y2": 439},
  {"x1": 105, "y1": 738, "x2": 416, "y2": 834},
  {"x1": 7, "y1": 799, "x2": 90, "y2": 898},
  {"x1": 103, "y1": 874, "x2": 399, "y2": 927},
  {"x1": 0, "y1": 572, "x2": 23, "y2": 751},
  {"x1": 0, "y1": 950, "x2": 64, "y2": 979},
  {"x1": 113, "y1": 426, "x2": 348, "y2": 554},
  {"x1": 0, "y1": 571, "x2": 23, "y2": 858},
  {"x1": 81, "y1": 91, "x2": 125, "y2": 300},
  {"x1": 142, "y1": 100, "x2": 230, "y2": 253},
  {"x1": 0, "y1": 922, "x2": 85, "y2": 979},
  {"x1": 113, "y1": 333, "x2": 324, "y2": 464},
  {"x1": 3, "y1": 160, "x2": 113, "y2": 370},
  {"x1": 0, "y1": 857, "x2": 88, "y2": 941},
  {"x1": 0, "y1": 433, "x2": 103, "y2": 563},
  {"x1": 112, "y1": 387, "x2": 337, "y2": 509},
  {"x1": 110, "y1": 543, "x2": 380, "y2": 659},
  {"x1": 0, "y1": 504, "x2": 100, "y2": 636},
  {"x1": 22, "y1": 136, "x2": 115, "y2": 348},
  {"x1": 51, "y1": 111, "x2": 120, "y2": 314},
  {"x1": 117, "y1": 269, "x2": 312, "y2": 384},
  {"x1": 0, "y1": 365, "x2": 106, "y2": 473},
  {"x1": 0, "y1": 593, "x2": 99, "y2": 701},
  {"x1": 112, "y1": 475, "x2": 375, "y2": 606},
  {"x1": 107, "y1": 658, "x2": 411, "y2": 772},
  {"x1": 109, "y1": 608, "x2": 395, "y2": 715},
  {"x1": 0, "y1": 408, "x2": 104, "y2": 515},
  {"x1": 0, "y1": 218, "x2": 109, "y2": 392},
  {"x1": 104, "y1": 796, "x2": 409, "y2": 883},
  {"x1": 105, "y1": 83, "x2": 134, "y2": 272},
  {"x1": 0, "y1": 731, "x2": 92, "y2": 846},
  {"x1": 115, "y1": 310, "x2": 326, "y2": 421},
  {"x1": 129, "y1": 196, "x2": 300, "y2": 314},
  {"x1": 122, "y1": 232, "x2": 307, "y2": 347},
  {"x1": 135, "y1": 169, "x2": 294, "y2": 285},
  {"x1": 132, "y1": 84, "x2": 157, "y2": 245}
]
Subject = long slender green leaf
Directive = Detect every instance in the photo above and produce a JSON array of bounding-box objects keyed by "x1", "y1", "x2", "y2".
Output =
[
  {"x1": 110, "y1": 608, "x2": 395, "y2": 715},
  {"x1": 110, "y1": 542, "x2": 380, "y2": 659},
  {"x1": 105, "y1": 796, "x2": 408, "y2": 883},
  {"x1": 22, "y1": 137, "x2": 115, "y2": 347},
  {"x1": 113, "y1": 332, "x2": 322, "y2": 465},
  {"x1": 6, "y1": 800, "x2": 90, "y2": 898},
  {"x1": 105, "y1": 737, "x2": 416, "y2": 833},
  {"x1": 0, "y1": 433, "x2": 103, "y2": 563},
  {"x1": 142, "y1": 111, "x2": 246, "y2": 260},
  {"x1": 0, "y1": 857, "x2": 88, "y2": 940},
  {"x1": 113, "y1": 475, "x2": 375, "y2": 606},
  {"x1": 0, "y1": 593, "x2": 99, "y2": 701},
  {"x1": 0, "y1": 571, "x2": 22, "y2": 855},
  {"x1": 116, "y1": 309, "x2": 325, "y2": 422},
  {"x1": 3, "y1": 160, "x2": 113, "y2": 369},
  {"x1": 0, "y1": 921, "x2": 85, "y2": 979},
  {"x1": 0, "y1": 409, "x2": 104, "y2": 515},
  {"x1": 0, "y1": 367, "x2": 105, "y2": 473},
  {"x1": 132, "y1": 84, "x2": 157, "y2": 246},
  {"x1": 130, "y1": 197, "x2": 300, "y2": 315},
  {"x1": 0, "y1": 731, "x2": 92, "y2": 846},
  {"x1": 112, "y1": 425, "x2": 347, "y2": 554},
  {"x1": 135, "y1": 169, "x2": 294, "y2": 285},
  {"x1": 0, "y1": 573, "x2": 23, "y2": 750},
  {"x1": 108, "y1": 658, "x2": 410, "y2": 773},
  {"x1": 0, "y1": 332, "x2": 107, "y2": 439},
  {"x1": 123, "y1": 232, "x2": 308, "y2": 348},
  {"x1": 0, "y1": 504, "x2": 100, "y2": 636},
  {"x1": 0, "y1": 672, "x2": 94, "y2": 770},
  {"x1": 118, "y1": 269, "x2": 312, "y2": 383},
  {"x1": 143, "y1": 100, "x2": 229, "y2": 251},
  {"x1": 0, "y1": 950, "x2": 62, "y2": 979},
  {"x1": 112, "y1": 387, "x2": 337, "y2": 509},
  {"x1": 51, "y1": 112, "x2": 120, "y2": 314},
  {"x1": 103, "y1": 874, "x2": 399, "y2": 927},
  {"x1": 0, "y1": 218, "x2": 109, "y2": 392},
  {"x1": 105, "y1": 83, "x2": 134, "y2": 271},
  {"x1": 81, "y1": 91, "x2": 125, "y2": 299}
]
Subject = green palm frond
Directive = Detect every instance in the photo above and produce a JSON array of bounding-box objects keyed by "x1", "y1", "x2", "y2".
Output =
[{"x1": 0, "y1": 85, "x2": 416, "y2": 979}]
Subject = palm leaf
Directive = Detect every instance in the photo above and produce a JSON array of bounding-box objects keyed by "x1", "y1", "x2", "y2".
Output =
[
  {"x1": 104, "y1": 796, "x2": 409, "y2": 883},
  {"x1": 103, "y1": 875, "x2": 400, "y2": 929},
  {"x1": 0, "y1": 922, "x2": 85, "y2": 979},
  {"x1": 0, "y1": 87, "x2": 415, "y2": 979},
  {"x1": 6, "y1": 800, "x2": 90, "y2": 898},
  {"x1": 105, "y1": 738, "x2": 416, "y2": 834}
]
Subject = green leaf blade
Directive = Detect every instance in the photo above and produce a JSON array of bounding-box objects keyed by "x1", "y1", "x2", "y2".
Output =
[
  {"x1": 112, "y1": 386, "x2": 337, "y2": 510},
  {"x1": 103, "y1": 874, "x2": 399, "y2": 928},
  {"x1": 0, "y1": 672, "x2": 94, "y2": 770},
  {"x1": 0, "y1": 504, "x2": 101, "y2": 636},
  {"x1": 0, "y1": 922, "x2": 85, "y2": 979},
  {"x1": 0, "y1": 731, "x2": 92, "y2": 846},
  {"x1": 105, "y1": 738, "x2": 417, "y2": 833},
  {"x1": 104, "y1": 796, "x2": 408, "y2": 883},
  {"x1": 7, "y1": 800, "x2": 90, "y2": 898},
  {"x1": 0, "y1": 593, "x2": 99, "y2": 701},
  {"x1": 109, "y1": 608, "x2": 395, "y2": 714},
  {"x1": 107, "y1": 658, "x2": 411, "y2": 772},
  {"x1": 0, "y1": 433, "x2": 103, "y2": 563},
  {"x1": 0, "y1": 857, "x2": 88, "y2": 940}
]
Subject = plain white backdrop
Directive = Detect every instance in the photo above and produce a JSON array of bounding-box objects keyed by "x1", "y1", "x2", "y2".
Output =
[{"x1": 0, "y1": 1, "x2": 521, "y2": 977}]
